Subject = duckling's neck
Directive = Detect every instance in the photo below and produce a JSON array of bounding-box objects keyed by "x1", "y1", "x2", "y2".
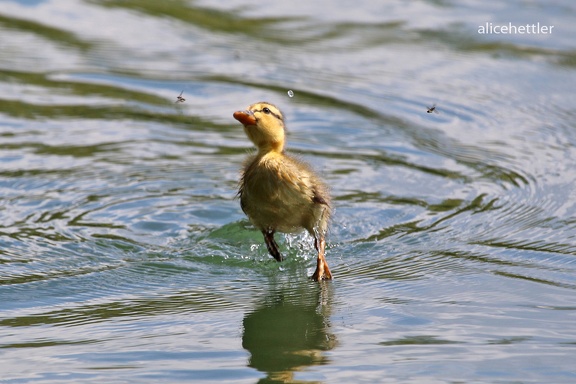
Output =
[{"x1": 256, "y1": 141, "x2": 284, "y2": 156}]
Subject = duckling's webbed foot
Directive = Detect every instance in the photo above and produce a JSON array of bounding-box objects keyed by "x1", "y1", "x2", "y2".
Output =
[
  {"x1": 263, "y1": 229, "x2": 283, "y2": 262},
  {"x1": 311, "y1": 237, "x2": 332, "y2": 281}
]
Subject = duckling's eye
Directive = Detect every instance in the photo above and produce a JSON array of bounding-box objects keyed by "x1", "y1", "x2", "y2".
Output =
[{"x1": 262, "y1": 107, "x2": 271, "y2": 114}]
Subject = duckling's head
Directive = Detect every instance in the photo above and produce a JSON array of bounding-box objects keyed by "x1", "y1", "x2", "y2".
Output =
[{"x1": 233, "y1": 102, "x2": 285, "y2": 153}]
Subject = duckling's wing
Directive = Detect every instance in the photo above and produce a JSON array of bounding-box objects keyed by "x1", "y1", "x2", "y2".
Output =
[
  {"x1": 237, "y1": 154, "x2": 257, "y2": 214},
  {"x1": 282, "y1": 154, "x2": 330, "y2": 205},
  {"x1": 312, "y1": 193, "x2": 329, "y2": 206}
]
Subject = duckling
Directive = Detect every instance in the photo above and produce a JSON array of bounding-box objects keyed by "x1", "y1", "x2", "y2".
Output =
[{"x1": 233, "y1": 102, "x2": 332, "y2": 281}]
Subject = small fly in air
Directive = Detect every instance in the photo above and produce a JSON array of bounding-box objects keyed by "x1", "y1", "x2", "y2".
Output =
[
  {"x1": 426, "y1": 104, "x2": 438, "y2": 114},
  {"x1": 175, "y1": 91, "x2": 186, "y2": 103}
]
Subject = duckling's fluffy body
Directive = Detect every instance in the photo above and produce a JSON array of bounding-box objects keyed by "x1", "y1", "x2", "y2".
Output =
[
  {"x1": 234, "y1": 101, "x2": 332, "y2": 280},
  {"x1": 240, "y1": 151, "x2": 330, "y2": 236}
]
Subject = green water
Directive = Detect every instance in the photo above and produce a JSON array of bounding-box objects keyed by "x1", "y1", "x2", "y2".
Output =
[{"x1": 1, "y1": 0, "x2": 576, "y2": 383}]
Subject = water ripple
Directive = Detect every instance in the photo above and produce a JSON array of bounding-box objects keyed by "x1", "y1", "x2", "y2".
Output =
[{"x1": 1, "y1": 0, "x2": 576, "y2": 382}]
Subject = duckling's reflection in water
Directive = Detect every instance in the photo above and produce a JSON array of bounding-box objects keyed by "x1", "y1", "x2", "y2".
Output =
[{"x1": 242, "y1": 282, "x2": 337, "y2": 383}]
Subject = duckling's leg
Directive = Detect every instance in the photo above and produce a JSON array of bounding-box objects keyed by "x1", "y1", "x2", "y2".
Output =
[
  {"x1": 311, "y1": 237, "x2": 332, "y2": 281},
  {"x1": 263, "y1": 229, "x2": 284, "y2": 262}
]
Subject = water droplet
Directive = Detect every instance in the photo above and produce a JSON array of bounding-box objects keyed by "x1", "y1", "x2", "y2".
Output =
[{"x1": 287, "y1": 90, "x2": 294, "y2": 98}]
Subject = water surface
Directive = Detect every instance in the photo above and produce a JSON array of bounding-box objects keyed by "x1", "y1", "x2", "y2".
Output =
[{"x1": 1, "y1": 0, "x2": 576, "y2": 382}]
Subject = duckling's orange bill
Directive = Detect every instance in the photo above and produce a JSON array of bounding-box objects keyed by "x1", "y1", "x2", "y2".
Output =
[{"x1": 233, "y1": 110, "x2": 256, "y2": 126}]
